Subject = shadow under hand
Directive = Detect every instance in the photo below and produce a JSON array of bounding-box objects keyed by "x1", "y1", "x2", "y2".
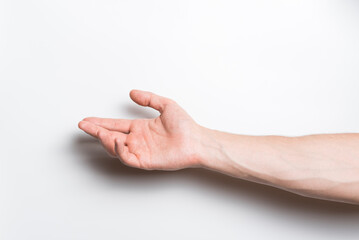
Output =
[
  {"x1": 72, "y1": 134, "x2": 359, "y2": 218},
  {"x1": 73, "y1": 134, "x2": 170, "y2": 177}
]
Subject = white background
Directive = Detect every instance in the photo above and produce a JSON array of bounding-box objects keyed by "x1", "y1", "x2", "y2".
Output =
[{"x1": 1, "y1": 0, "x2": 359, "y2": 239}]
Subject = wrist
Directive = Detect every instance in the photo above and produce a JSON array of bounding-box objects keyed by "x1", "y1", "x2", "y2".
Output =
[
  {"x1": 196, "y1": 126, "x2": 234, "y2": 173},
  {"x1": 195, "y1": 127, "x2": 272, "y2": 183}
]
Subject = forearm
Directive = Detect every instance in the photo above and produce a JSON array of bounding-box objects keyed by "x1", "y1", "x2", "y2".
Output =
[{"x1": 198, "y1": 127, "x2": 359, "y2": 204}]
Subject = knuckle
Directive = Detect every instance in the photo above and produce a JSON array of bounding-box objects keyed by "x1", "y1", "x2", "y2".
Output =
[
  {"x1": 147, "y1": 94, "x2": 153, "y2": 107},
  {"x1": 114, "y1": 138, "x2": 122, "y2": 154},
  {"x1": 97, "y1": 130, "x2": 106, "y2": 139}
]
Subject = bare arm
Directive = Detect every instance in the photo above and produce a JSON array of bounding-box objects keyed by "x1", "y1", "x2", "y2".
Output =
[
  {"x1": 78, "y1": 90, "x2": 359, "y2": 204},
  {"x1": 199, "y1": 129, "x2": 359, "y2": 204}
]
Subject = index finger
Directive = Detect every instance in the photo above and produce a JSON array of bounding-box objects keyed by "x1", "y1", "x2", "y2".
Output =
[
  {"x1": 78, "y1": 120, "x2": 108, "y2": 138},
  {"x1": 82, "y1": 117, "x2": 132, "y2": 133}
]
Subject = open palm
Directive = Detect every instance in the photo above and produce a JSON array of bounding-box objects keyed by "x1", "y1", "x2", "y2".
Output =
[{"x1": 78, "y1": 90, "x2": 204, "y2": 170}]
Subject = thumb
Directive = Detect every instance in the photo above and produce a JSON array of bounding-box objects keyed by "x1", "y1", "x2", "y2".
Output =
[{"x1": 129, "y1": 90, "x2": 173, "y2": 113}]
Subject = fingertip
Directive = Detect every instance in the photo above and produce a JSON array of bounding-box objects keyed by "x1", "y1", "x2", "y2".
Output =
[
  {"x1": 130, "y1": 89, "x2": 144, "y2": 106},
  {"x1": 129, "y1": 89, "x2": 142, "y2": 100},
  {"x1": 82, "y1": 117, "x2": 96, "y2": 122},
  {"x1": 129, "y1": 89, "x2": 137, "y2": 95},
  {"x1": 78, "y1": 120, "x2": 85, "y2": 130},
  {"x1": 78, "y1": 120, "x2": 93, "y2": 131}
]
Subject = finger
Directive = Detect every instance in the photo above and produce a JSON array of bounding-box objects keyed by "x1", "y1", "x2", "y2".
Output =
[
  {"x1": 129, "y1": 89, "x2": 173, "y2": 113},
  {"x1": 79, "y1": 120, "x2": 127, "y2": 157},
  {"x1": 114, "y1": 139, "x2": 140, "y2": 168},
  {"x1": 100, "y1": 131, "x2": 127, "y2": 157},
  {"x1": 82, "y1": 117, "x2": 132, "y2": 133},
  {"x1": 78, "y1": 120, "x2": 108, "y2": 139}
]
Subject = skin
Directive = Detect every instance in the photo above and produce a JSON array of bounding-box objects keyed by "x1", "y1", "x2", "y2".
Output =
[{"x1": 78, "y1": 90, "x2": 359, "y2": 205}]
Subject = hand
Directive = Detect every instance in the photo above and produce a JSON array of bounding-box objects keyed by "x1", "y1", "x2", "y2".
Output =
[{"x1": 78, "y1": 90, "x2": 205, "y2": 170}]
